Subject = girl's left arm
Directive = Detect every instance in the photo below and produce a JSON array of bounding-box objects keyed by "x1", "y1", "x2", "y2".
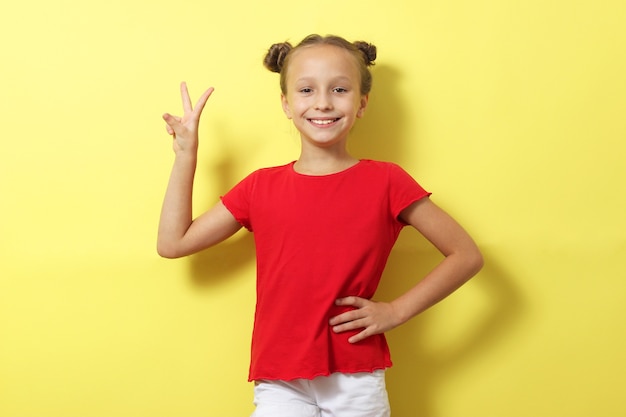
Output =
[{"x1": 330, "y1": 197, "x2": 484, "y2": 343}]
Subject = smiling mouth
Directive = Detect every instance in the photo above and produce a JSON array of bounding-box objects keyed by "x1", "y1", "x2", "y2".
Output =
[{"x1": 308, "y1": 118, "x2": 340, "y2": 125}]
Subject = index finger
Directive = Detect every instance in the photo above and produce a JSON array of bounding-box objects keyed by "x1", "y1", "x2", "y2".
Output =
[
  {"x1": 335, "y1": 296, "x2": 368, "y2": 308},
  {"x1": 180, "y1": 82, "x2": 193, "y2": 113}
]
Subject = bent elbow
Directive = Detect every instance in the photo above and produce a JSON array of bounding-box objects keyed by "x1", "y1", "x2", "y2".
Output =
[
  {"x1": 468, "y1": 249, "x2": 484, "y2": 277},
  {"x1": 156, "y1": 241, "x2": 182, "y2": 259}
]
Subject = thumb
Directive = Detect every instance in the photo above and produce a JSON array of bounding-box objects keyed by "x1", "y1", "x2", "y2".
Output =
[
  {"x1": 162, "y1": 113, "x2": 184, "y2": 135},
  {"x1": 162, "y1": 112, "x2": 179, "y2": 126}
]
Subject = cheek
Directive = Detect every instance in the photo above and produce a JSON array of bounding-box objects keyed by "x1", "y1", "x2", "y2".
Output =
[{"x1": 289, "y1": 100, "x2": 309, "y2": 115}]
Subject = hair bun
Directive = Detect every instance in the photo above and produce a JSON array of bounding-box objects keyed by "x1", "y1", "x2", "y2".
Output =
[
  {"x1": 263, "y1": 42, "x2": 293, "y2": 73},
  {"x1": 353, "y1": 41, "x2": 377, "y2": 66}
]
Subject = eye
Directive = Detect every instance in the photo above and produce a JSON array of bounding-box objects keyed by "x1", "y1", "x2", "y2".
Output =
[
  {"x1": 332, "y1": 87, "x2": 348, "y2": 93},
  {"x1": 299, "y1": 88, "x2": 313, "y2": 94}
]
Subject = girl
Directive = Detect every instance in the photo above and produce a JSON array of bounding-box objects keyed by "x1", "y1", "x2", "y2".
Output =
[{"x1": 158, "y1": 34, "x2": 483, "y2": 417}]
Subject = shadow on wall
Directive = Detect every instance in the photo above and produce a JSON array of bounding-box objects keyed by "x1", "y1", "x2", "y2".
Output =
[
  {"x1": 188, "y1": 230, "x2": 255, "y2": 286},
  {"x1": 187, "y1": 153, "x2": 256, "y2": 286},
  {"x1": 377, "y1": 237, "x2": 522, "y2": 416},
  {"x1": 349, "y1": 64, "x2": 411, "y2": 163}
]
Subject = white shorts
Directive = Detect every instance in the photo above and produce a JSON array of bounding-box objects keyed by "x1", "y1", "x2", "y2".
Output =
[{"x1": 251, "y1": 370, "x2": 390, "y2": 417}]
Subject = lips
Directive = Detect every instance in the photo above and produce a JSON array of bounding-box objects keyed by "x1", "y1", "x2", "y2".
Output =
[{"x1": 308, "y1": 118, "x2": 340, "y2": 126}]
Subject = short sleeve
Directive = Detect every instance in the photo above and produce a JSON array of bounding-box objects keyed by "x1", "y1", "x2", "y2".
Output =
[
  {"x1": 220, "y1": 171, "x2": 257, "y2": 231},
  {"x1": 387, "y1": 163, "x2": 432, "y2": 223}
]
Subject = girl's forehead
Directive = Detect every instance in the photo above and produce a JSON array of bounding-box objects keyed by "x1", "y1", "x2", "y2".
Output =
[
  {"x1": 291, "y1": 44, "x2": 354, "y2": 62},
  {"x1": 288, "y1": 45, "x2": 360, "y2": 78}
]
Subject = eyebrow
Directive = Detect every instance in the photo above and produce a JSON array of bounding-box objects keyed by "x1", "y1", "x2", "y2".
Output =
[{"x1": 294, "y1": 76, "x2": 354, "y2": 85}]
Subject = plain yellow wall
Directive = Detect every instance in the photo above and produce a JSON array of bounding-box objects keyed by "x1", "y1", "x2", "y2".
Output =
[{"x1": 1, "y1": 0, "x2": 625, "y2": 416}]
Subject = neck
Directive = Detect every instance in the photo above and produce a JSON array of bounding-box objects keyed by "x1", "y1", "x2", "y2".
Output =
[{"x1": 294, "y1": 146, "x2": 359, "y2": 176}]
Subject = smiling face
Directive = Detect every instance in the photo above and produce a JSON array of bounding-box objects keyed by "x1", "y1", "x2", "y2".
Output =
[{"x1": 280, "y1": 44, "x2": 369, "y2": 150}]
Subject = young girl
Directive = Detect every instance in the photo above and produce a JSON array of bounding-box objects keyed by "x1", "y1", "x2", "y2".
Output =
[{"x1": 158, "y1": 34, "x2": 483, "y2": 417}]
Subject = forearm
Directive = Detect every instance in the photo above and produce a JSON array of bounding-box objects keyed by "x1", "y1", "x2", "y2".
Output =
[
  {"x1": 391, "y1": 250, "x2": 483, "y2": 324},
  {"x1": 331, "y1": 199, "x2": 483, "y2": 343},
  {"x1": 330, "y1": 251, "x2": 482, "y2": 343},
  {"x1": 157, "y1": 151, "x2": 197, "y2": 257}
]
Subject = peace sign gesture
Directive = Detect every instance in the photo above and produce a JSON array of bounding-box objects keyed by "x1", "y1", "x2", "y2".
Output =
[{"x1": 162, "y1": 82, "x2": 214, "y2": 153}]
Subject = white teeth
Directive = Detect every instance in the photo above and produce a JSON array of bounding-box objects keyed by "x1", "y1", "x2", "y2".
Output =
[{"x1": 310, "y1": 119, "x2": 337, "y2": 125}]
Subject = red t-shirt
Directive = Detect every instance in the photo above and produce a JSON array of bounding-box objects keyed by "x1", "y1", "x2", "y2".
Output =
[{"x1": 221, "y1": 160, "x2": 431, "y2": 381}]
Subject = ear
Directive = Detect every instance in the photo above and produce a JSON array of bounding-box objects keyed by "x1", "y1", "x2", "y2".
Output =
[
  {"x1": 357, "y1": 94, "x2": 369, "y2": 118},
  {"x1": 281, "y1": 93, "x2": 292, "y2": 119}
]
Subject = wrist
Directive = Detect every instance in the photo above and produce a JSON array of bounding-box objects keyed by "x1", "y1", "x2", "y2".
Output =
[
  {"x1": 174, "y1": 147, "x2": 198, "y2": 161},
  {"x1": 390, "y1": 299, "x2": 413, "y2": 326}
]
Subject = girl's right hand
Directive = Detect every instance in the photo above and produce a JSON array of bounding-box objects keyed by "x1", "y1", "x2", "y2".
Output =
[{"x1": 162, "y1": 82, "x2": 214, "y2": 154}]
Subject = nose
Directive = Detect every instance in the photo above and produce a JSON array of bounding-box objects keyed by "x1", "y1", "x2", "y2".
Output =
[{"x1": 314, "y1": 91, "x2": 333, "y2": 111}]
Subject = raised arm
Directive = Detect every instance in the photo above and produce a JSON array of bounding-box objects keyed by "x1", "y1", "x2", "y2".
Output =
[
  {"x1": 330, "y1": 197, "x2": 483, "y2": 343},
  {"x1": 157, "y1": 83, "x2": 242, "y2": 259}
]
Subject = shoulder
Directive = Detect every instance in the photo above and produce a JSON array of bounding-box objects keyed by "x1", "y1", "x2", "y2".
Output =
[
  {"x1": 358, "y1": 159, "x2": 413, "y2": 177},
  {"x1": 360, "y1": 159, "x2": 404, "y2": 169},
  {"x1": 252, "y1": 161, "x2": 295, "y2": 176},
  {"x1": 360, "y1": 159, "x2": 431, "y2": 197},
  {"x1": 230, "y1": 162, "x2": 295, "y2": 194}
]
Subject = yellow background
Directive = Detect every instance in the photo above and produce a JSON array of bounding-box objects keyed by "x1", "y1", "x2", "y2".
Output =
[{"x1": 1, "y1": 0, "x2": 625, "y2": 416}]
